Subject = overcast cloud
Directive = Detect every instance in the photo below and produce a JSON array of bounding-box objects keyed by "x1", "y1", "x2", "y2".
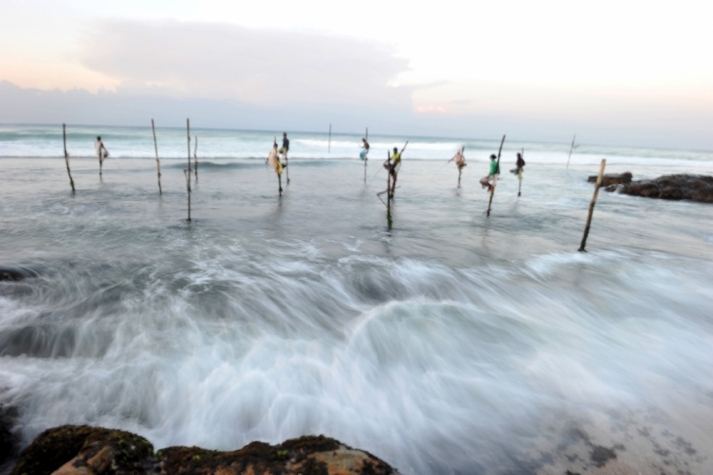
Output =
[{"x1": 78, "y1": 20, "x2": 412, "y2": 109}]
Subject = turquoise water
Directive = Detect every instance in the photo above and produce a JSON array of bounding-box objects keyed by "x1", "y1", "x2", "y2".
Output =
[{"x1": 0, "y1": 125, "x2": 712, "y2": 474}]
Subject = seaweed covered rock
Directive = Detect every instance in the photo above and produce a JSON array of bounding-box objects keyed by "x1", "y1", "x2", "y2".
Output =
[
  {"x1": 605, "y1": 174, "x2": 713, "y2": 202},
  {"x1": 10, "y1": 426, "x2": 397, "y2": 475},
  {"x1": 10, "y1": 426, "x2": 154, "y2": 475},
  {"x1": 587, "y1": 172, "x2": 632, "y2": 187},
  {"x1": 158, "y1": 434, "x2": 395, "y2": 475}
]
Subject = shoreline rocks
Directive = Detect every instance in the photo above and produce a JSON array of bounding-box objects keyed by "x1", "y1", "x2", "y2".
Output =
[
  {"x1": 9, "y1": 425, "x2": 397, "y2": 475},
  {"x1": 587, "y1": 172, "x2": 632, "y2": 187},
  {"x1": 603, "y1": 174, "x2": 713, "y2": 203}
]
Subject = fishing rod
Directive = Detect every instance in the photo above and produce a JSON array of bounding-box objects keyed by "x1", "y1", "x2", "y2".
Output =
[{"x1": 376, "y1": 186, "x2": 401, "y2": 207}]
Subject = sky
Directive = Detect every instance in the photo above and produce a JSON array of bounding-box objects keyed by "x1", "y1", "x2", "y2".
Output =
[{"x1": 1, "y1": 0, "x2": 712, "y2": 149}]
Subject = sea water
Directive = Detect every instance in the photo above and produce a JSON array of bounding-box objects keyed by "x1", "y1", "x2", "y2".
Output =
[{"x1": 0, "y1": 124, "x2": 712, "y2": 475}]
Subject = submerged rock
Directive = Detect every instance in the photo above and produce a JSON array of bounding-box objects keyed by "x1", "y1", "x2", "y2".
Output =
[
  {"x1": 10, "y1": 426, "x2": 397, "y2": 475},
  {"x1": 0, "y1": 406, "x2": 20, "y2": 469},
  {"x1": 0, "y1": 269, "x2": 27, "y2": 282},
  {"x1": 605, "y1": 174, "x2": 713, "y2": 202},
  {"x1": 587, "y1": 172, "x2": 633, "y2": 187}
]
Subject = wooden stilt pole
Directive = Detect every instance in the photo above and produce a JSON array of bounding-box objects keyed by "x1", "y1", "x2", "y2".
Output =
[
  {"x1": 278, "y1": 173, "x2": 283, "y2": 195},
  {"x1": 62, "y1": 124, "x2": 75, "y2": 193},
  {"x1": 186, "y1": 119, "x2": 192, "y2": 221},
  {"x1": 364, "y1": 127, "x2": 368, "y2": 183},
  {"x1": 566, "y1": 134, "x2": 576, "y2": 169},
  {"x1": 518, "y1": 175, "x2": 522, "y2": 197},
  {"x1": 151, "y1": 119, "x2": 162, "y2": 195},
  {"x1": 486, "y1": 135, "x2": 506, "y2": 217},
  {"x1": 284, "y1": 149, "x2": 289, "y2": 185},
  {"x1": 518, "y1": 148, "x2": 523, "y2": 197},
  {"x1": 99, "y1": 148, "x2": 103, "y2": 177},
  {"x1": 194, "y1": 136, "x2": 198, "y2": 182},
  {"x1": 578, "y1": 159, "x2": 606, "y2": 252},
  {"x1": 386, "y1": 150, "x2": 392, "y2": 229},
  {"x1": 328, "y1": 123, "x2": 331, "y2": 153}
]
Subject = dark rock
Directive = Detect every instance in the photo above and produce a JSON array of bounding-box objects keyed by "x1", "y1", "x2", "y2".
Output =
[
  {"x1": 10, "y1": 425, "x2": 153, "y2": 475},
  {"x1": 587, "y1": 172, "x2": 632, "y2": 186},
  {"x1": 10, "y1": 426, "x2": 397, "y2": 475},
  {"x1": 158, "y1": 434, "x2": 395, "y2": 475},
  {"x1": 608, "y1": 174, "x2": 713, "y2": 203},
  {"x1": 590, "y1": 445, "x2": 617, "y2": 468},
  {"x1": 659, "y1": 186, "x2": 683, "y2": 200},
  {"x1": 0, "y1": 270, "x2": 26, "y2": 282},
  {"x1": 0, "y1": 406, "x2": 20, "y2": 468},
  {"x1": 692, "y1": 187, "x2": 713, "y2": 203}
]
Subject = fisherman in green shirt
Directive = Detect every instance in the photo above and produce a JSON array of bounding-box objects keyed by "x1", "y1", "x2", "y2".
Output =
[
  {"x1": 479, "y1": 154, "x2": 500, "y2": 192},
  {"x1": 386, "y1": 147, "x2": 401, "y2": 197}
]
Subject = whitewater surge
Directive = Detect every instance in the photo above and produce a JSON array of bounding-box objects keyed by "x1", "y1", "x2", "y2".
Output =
[{"x1": 1, "y1": 126, "x2": 712, "y2": 474}]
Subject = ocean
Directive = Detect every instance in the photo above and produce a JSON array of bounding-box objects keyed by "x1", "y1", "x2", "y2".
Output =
[{"x1": 1, "y1": 124, "x2": 712, "y2": 474}]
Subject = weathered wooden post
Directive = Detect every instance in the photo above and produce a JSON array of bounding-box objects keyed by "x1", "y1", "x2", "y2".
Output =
[
  {"x1": 99, "y1": 148, "x2": 103, "y2": 177},
  {"x1": 151, "y1": 119, "x2": 162, "y2": 195},
  {"x1": 62, "y1": 124, "x2": 75, "y2": 193},
  {"x1": 284, "y1": 146, "x2": 289, "y2": 185},
  {"x1": 328, "y1": 123, "x2": 332, "y2": 153},
  {"x1": 486, "y1": 135, "x2": 506, "y2": 217},
  {"x1": 578, "y1": 159, "x2": 606, "y2": 252},
  {"x1": 194, "y1": 136, "x2": 198, "y2": 182},
  {"x1": 386, "y1": 150, "x2": 392, "y2": 229},
  {"x1": 518, "y1": 148, "x2": 523, "y2": 197},
  {"x1": 185, "y1": 119, "x2": 192, "y2": 221},
  {"x1": 566, "y1": 134, "x2": 576, "y2": 169},
  {"x1": 364, "y1": 127, "x2": 368, "y2": 183}
]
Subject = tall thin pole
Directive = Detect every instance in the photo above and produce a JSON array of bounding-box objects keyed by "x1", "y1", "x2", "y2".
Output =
[
  {"x1": 194, "y1": 135, "x2": 198, "y2": 181},
  {"x1": 151, "y1": 119, "x2": 162, "y2": 195},
  {"x1": 284, "y1": 139, "x2": 290, "y2": 185},
  {"x1": 518, "y1": 148, "x2": 523, "y2": 197},
  {"x1": 486, "y1": 135, "x2": 506, "y2": 217},
  {"x1": 386, "y1": 150, "x2": 392, "y2": 229},
  {"x1": 578, "y1": 159, "x2": 606, "y2": 252},
  {"x1": 566, "y1": 134, "x2": 576, "y2": 169},
  {"x1": 62, "y1": 124, "x2": 75, "y2": 193},
  {"x1": 364, "y1": 127, "x2": 368, "y2": 183},
  {"x1": 328, "y1": 124, "x2": 331, "y2": 153},
  {"x1": 186, "y1": 119, "x2": 192, "y2": 221}
]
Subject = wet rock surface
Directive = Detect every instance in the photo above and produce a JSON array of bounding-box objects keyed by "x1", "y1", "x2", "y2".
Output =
[
  {"x1": 0, "y1": 269, "x2": 28, "y2": 283},
  {"x1": 0, "y1": 406, "x2": 20, "y2": 470},
  {"x1": 9, "y1": 426, "x2": 396, "y2": 475},
  {"x1": 605, "y1": 174, "x2": 713, "y2": 202},
  {"x1": 587, "y1": 172, "x2": 632, "y2": 187}
]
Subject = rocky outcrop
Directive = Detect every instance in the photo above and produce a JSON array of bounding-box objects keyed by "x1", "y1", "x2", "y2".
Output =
[
  {"x1": 605, "y1": 174, "x2": 713, "y2": 202},
  {"x1": 587, "y1": 172, "x2": 632, "y2": 187},
  {"x1": 10, "y1": 426, "x2": 153, "y2": 475},
  {"x1": 0, "y1": 406, "x2": 20, "y2": 468},
  {"x1": 10, "y1": 426, "x2": 397, "y2": 475}
]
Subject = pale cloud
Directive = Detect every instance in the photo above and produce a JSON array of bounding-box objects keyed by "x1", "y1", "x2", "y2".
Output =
[{"x1": 77, "y1": 20, "x2": 412, "y2": 108}]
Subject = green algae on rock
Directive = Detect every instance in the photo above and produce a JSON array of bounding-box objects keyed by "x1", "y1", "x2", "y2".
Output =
[{"x1": 10, "y1": 426, "x2": 396, "y2": 475}]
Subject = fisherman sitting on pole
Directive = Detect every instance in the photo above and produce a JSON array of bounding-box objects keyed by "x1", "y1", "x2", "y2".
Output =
[
  {"x1": 360, "y1": 138, "x2": 370, "y2": 160},
  {"x1": 384, "y1": 147, "x2": 402, "y2": 198},
  {"x1": 479, "y1": 154, "x2": 500, "y2": 192},
  {"x1": 449, "y1": 147, "x2": 466, "y2": 170},
  {"x1": 266, "y1": 142, "x2": 286, "y2": 175}
]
